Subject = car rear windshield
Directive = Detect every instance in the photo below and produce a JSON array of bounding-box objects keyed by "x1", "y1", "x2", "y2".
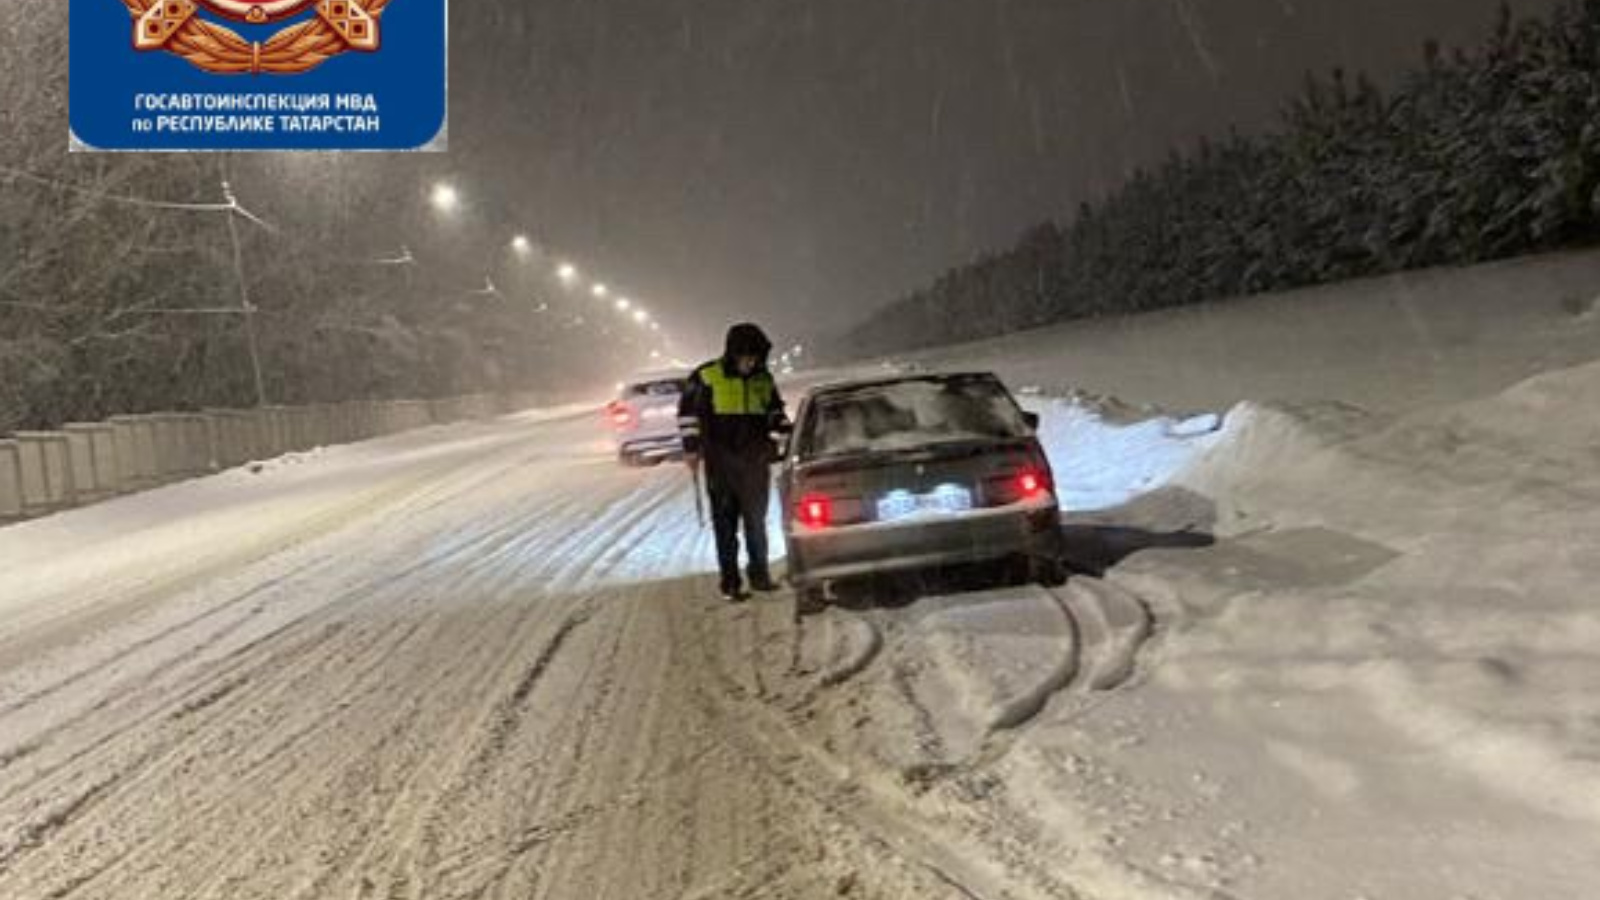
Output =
[
  {"x1": 625, "y1": 379, "x2": 685, "y2": 398},
  {"x1": 800, "y1": 376, "x2": 1029, "y2": 459}
]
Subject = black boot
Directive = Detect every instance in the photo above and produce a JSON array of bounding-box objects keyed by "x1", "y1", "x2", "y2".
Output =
[
  {"x1": 747, "y1": 569, "x2": 778, "y2": 593},
  {"x1": 719, "y1": 575, "x2": 748, "y2": 603}
]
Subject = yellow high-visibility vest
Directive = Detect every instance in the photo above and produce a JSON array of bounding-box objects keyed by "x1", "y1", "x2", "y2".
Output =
[{"x1": 696, "y1": 362, "x2": 776, "y2": 415}]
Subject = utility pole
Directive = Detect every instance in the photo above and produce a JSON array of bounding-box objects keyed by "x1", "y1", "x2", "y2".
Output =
[{"x1": 221, "y1": 178, "x2": 268, "y2": 408}]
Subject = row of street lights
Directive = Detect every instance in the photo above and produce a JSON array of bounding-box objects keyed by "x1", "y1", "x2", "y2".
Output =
[{"x1": 428, "y1": 181, "x2": 671, "y2": 362}]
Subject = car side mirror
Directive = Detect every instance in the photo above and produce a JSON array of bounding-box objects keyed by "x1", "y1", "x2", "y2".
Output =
[{"x1": 1022, "y1": 411, "x2": 1041, "y2": 431}]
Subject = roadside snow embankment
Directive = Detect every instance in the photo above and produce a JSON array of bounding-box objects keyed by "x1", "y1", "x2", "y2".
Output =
[
  {"x1": 1024, "y1": 391, "x2": 1223, "y2": 512},
  {"x1": 1078, "y1": 358, "x2": 1600, "y2": 878},
  {"x1": 841, "y1": 361, "x2": 1600, "y2": 900}
]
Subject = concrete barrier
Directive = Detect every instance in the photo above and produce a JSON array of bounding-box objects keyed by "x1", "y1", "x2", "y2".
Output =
[
  {"x1": 206, "y1": 410, "x2": 241, "y2": 469},
  {"x1": 378, "y1": 401, "x2": 401, "y2": 435},
  {"x1": 182, "y1": 414, "x2": 214, "y2": 474},
  {"x1": 341, "y1": 402, "x2": 365, "y2": 443},
  {"x1": 0, "y1": 440, "x2": 23, "y2": 521},
  {"x1": 333, "y1": 403, "x2": 355, "y2": 443},
  {"x1": 3, "y1": 391, "x2": 532, "y2": 523},
  {"x1": 61, "y1": 427, "x2": 99, "y2": 503},
  {"x1": 236, "y1": 410, "x2": 260, "y2": 461},
  {"x1": 307, "y1": 405, "x2": 333, "y2": 448},
  {"x1": 239, "y1": 409, "x2": 269, "y2": 460},
  {"x1": 303, "y1": 406, "x2": 321, "y2": 448},
  {"x1": 325, "y1": 404, "x2": 347, "y2": 444},
  {"x1": 356, "y1": 401, "x2": 376, "y2": 439},
  {"x1": 254, "y1": 408, "x2": 285, "y2": 458},
  {"x1": 148, "y1": 415, "x2": 190, "y2": 482},
  {"x1": 272, "y1": 407, "x2": 293, "y2": 454},
  {"x1": 110, "y1": 416, "x2": 159, "y2": 490},
  {"x1": 87, "y1": 424, "x2": 122, "y2": 494},
  {"x1": 14, "y1": 432, "x2": 75, "y2": 515},
  {"x1": 62, "y1": 423, "x2": 120, "y2": 501},
  {"x1": 282, "y1": 407, "x2": 303, "y2": 451},
  {"x1": 184, "y1": 413, "x2": 214, "y2": 474}
]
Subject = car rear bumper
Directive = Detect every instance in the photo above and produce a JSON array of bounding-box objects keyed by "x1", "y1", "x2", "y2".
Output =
[
  {"x1": 618, "y1": 433, "x2": 684, "y2": 458},
  {"x1": 786, "y1": 501, "x2": 1063, "y2": 585}
]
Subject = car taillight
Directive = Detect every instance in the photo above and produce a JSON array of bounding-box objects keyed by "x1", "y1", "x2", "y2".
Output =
[
  {"x1": 607, "y1": 403, "x2": 634, "y2": 429},
  {"x1": 1017, "y1": 469, "x2": 1051, "y2": 500},
  {"x1": 796, "y1": 494, "x2": 833, "y2": 529}
]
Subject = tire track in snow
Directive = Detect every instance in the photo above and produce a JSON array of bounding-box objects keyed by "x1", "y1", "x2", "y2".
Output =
[
  {"x1": 683, "y1": 598, "x2": 1080, "y2": 900},
  {"x1": 179, "y1": 473, "x2": 661, "y2": 899},
  {"x1": 0, "y1": 433, "x2": 595, "y2": 761},
  {"x1": 229, "y1": 469, "x2": 695, "y2": 898},
  {"x1": 0, "y1": 429, "x2": 665, "y2": 896}
]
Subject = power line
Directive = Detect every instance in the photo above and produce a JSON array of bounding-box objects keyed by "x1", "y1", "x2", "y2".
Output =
[
  {"x1": 1, "y1": 164, "x2": 278, "y2": 237},
  {"x1": 0, "y1": 164, "x2": 234, "y2": 213}
]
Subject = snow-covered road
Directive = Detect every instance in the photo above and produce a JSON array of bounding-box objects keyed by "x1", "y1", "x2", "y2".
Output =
[
  {"x1": 0, "y1": 407, "x2": 1101, "y2": 899},
  {"x1": 3, "y1": 355, "x2": 1598, "y2": 900}
]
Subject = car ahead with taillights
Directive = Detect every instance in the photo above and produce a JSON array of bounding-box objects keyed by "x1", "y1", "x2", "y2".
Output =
[
  {"x1": 778, "y1": 371, "x2": 1066, "y2": 613},
  {"x1": 606, "y1": 371, "x2": 689, "y2": 466}
]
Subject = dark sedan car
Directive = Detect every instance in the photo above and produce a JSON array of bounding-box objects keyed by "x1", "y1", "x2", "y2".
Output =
[{"x1": 779, "y1": 371, "x2": 1066, "y2": 614}]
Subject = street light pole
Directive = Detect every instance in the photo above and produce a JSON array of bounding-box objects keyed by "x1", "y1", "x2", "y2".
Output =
[{"x1": 222, "y1": 179, "x2": 268, "y2": 408}]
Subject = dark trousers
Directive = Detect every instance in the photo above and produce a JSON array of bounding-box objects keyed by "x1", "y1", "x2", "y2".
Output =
[{"x1": 707, "y1": 460, "x2": 771, "y2": 587}]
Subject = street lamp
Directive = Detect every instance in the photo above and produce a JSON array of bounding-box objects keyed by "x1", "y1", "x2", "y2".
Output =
[
  {"x1": 633, "y1": 309, "x2": 649, "y2": 324},
  {"x1": 557, "y1": 262, "x2": 579, "y2": 284},
  {"x1": 614, "y1": 297, "x2": 631, "y2": 312},
  {"x1": 430, "y1": 182, "x2": 461, "y2": 214},
  {"x1": 592, "y1": 283, "x2": 609, "y2": 298},
  {"x1": 511, "y1": 234, "x2": 533, "y2": 256}
]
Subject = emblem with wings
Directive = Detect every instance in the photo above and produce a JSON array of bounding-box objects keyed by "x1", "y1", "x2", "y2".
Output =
[{"x1": 123, "y1": 0, "x2": 387, "y2": 74}]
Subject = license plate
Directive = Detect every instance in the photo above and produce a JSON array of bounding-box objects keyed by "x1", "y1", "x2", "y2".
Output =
[{"x1": 876, "y1": 484, "x2": 974, "y2": 521}]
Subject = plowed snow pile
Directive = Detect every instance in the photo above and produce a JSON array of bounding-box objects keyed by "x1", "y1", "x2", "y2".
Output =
[{"x1": 1043, "y1": 359, "x2": 1600, "y2": 899}]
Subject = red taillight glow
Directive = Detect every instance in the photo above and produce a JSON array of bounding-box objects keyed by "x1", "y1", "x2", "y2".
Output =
[
  {"x1": 607, "y1": 404, "x2": 634, "y2": 429},
  {"x1": 1017, "y1": 470, "x2": 1049, "y2": 499},
  {"x1": 796, "y1": 494, "x2": 833, "y2": 529}
]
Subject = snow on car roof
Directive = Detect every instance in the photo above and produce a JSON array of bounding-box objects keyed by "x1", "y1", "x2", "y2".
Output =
[
  {"x1": 806, "y1": 370, "x2": 1003, "y2": 398},
  {"x1": 625, "y1": 368, "x2": 690, "y2": 382}
]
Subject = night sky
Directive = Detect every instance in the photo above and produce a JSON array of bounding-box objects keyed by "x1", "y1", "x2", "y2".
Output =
[{"x1": 444, "y1": 0, "x2": 1559, "y2": 352}]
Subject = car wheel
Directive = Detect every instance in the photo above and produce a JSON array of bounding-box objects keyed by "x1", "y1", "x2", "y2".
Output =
[
  {"x1": 1030, "y1": 555, "x2": 1069, "y2": 587},
  {"x1": 794, "y1": 585, "x2": 828, "y2": 620}
]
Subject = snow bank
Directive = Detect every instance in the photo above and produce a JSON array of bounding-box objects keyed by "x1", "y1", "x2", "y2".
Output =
[
  {"x1": 1026, "y1": 395, "x2": 1223, "y2": 512},
  {"x1": 881, "y1": 359, "x2": 1600, "y2": 899},
  {"x1": 1136, "y1": 358, "x2": 1600, "y2": 829}
]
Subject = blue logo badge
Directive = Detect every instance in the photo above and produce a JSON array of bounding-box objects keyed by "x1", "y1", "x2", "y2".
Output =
[{"x1": 71, "y1": 0, "x2": 448, "y2": 151}]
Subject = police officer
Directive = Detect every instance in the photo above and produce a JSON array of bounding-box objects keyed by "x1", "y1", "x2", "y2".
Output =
[{"x1": 679, "y1": 323, "x2": 789, "y2": 601}]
